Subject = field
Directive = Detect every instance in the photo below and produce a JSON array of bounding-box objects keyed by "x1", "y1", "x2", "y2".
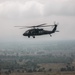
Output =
[
  {"x1": 1, "y1": 71, "x2": 75, "y2": 75},
  {"x1": 0, "y1": 62, "x2": 75, "y2": 75},
  {"x1": 0, "y1": 40, "x2": 75, "y2": 75}
]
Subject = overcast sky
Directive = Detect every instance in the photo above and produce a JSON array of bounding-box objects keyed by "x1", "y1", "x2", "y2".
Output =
[{"x1": 0, "y1": 0, "x2": 75, "y2": 42}]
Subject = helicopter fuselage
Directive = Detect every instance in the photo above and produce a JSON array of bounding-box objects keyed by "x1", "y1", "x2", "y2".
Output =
[{"x1": 23, "y1": 25, "x2": 57, "y2": 38}]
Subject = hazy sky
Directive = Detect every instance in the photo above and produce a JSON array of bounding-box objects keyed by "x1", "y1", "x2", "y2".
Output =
[{"x1": 0, "y1": 0, "x2": 75, "y2": 42}]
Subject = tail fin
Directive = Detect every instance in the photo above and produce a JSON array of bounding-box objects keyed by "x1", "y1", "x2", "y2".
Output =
[{"x1": 52, "y1": 24, "x2": 57, "y2": 33}]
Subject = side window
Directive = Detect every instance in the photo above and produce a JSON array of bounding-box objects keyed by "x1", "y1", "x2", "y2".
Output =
[{"x1": 39, "y1": 30, "x2": 43, "y2": 34}]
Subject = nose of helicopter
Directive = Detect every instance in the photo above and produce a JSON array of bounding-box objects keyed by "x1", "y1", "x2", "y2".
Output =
[
  {"x1": 23, "y1": 33, "x2": 27, "y2": 36},
  {"x1": 23, "y1": 33, "x2": 25, "y2": 36}
]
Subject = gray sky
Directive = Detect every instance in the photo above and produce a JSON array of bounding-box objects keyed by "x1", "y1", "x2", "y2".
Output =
[{"x1": 0, "y1": 0, "x2": 75, "y2": 42}]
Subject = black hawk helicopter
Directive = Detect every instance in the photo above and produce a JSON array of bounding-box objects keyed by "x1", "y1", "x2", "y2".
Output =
[{"x1": 15, "y1": 22, "x2": 59, "y2": 38}]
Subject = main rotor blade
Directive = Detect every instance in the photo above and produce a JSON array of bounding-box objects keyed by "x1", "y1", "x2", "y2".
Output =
[
  {"x1": 25, "y1": 26, "x2": 35, "y2": 28},
  {"x1": 14, "y1": 26, "x2": 26, "y2": 27},
  {"x1": 36, "y1": 23, "x2": 46, "y2": 27},
  {"x1": 14, "y1": 23, "x2": 58, "y2": 28},
  {"x1": 26, "y1": 23, "x2": 47, "y2": 28},
  {"x1": 26, "y1": 24, "x2": 55, "y2": 28},
  {"x1": 40, "y1": 25, "x2": 54, "y2": 27},
  {"x1": 14, "y1": 23, "x2": 47, "y2": 28}
]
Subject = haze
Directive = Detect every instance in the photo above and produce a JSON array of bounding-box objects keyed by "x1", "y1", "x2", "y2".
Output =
[{"x1": 0, "y1": 0, "x2": 75, "y2": 42}]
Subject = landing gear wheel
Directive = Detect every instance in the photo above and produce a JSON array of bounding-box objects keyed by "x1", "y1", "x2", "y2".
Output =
[
  {"x1": 28, "y1": 36, "x2": 30, "y2": 38},
  {"x1": 33, "y1": 36, "x2": 35, "y2": 38}
]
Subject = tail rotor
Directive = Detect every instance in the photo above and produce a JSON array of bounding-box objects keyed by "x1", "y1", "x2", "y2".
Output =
[{"x1": 54, "y1": 21, "x2": 59, "y2": 26}]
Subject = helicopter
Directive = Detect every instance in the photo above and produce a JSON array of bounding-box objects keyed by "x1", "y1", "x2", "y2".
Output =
[{"x1": 15, "y1": 22, "x2": 59, "y2": 38}]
